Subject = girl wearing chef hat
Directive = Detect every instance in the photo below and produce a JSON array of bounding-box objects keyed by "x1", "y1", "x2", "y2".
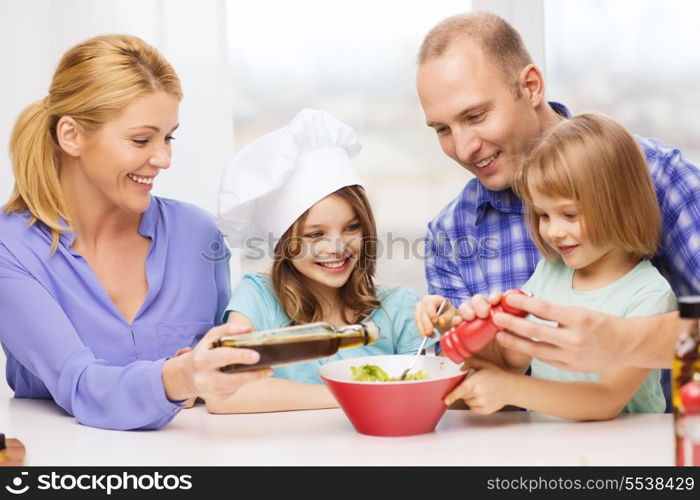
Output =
[{"x1": 209, "y1": 109, "x2": 433, "y2": 413}]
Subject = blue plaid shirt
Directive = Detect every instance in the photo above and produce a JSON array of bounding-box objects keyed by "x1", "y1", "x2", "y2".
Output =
[{"x1": 425, "y1": 102, "x2": 700, "y2": 307}]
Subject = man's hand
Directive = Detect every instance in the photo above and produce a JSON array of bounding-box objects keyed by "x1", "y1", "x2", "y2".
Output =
[{"x1": 491, "y1": 293, "x2": 626, "y2": 373}]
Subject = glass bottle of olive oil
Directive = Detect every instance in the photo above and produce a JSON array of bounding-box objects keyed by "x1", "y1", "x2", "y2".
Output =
[
  {"x1": 673, "y1": 297, "x2": 700, "y2": 466},
  {"x1": 213, "y1": 321, "x2": 380, "y2": 373}
]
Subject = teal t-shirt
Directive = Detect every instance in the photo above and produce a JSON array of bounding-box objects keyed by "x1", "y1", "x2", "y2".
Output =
[
  {"x1": 522, "y1": 258, "x2": 677, "y2": 414},
  {"x1": 225, "y1": 273, "x2": 431, "y2": 384}
]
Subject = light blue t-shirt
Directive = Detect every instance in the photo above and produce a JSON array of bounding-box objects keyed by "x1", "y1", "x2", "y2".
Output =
[
  {"x1": 225, "y1": 273, "x2": 431, "y2": 384},
  {"x1": 522, "y1": 258, "x2": 677, "y2": 414}
]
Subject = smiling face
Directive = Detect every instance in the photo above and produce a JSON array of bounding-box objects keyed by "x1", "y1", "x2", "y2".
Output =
[
  {"x1": 291, "y1": 193, "x2": 363, "y2": 295},
  {"x1": 530, "y1": 189, "x2": 619, "y2": 275},
  {"x1": 417, "y1": 39, "x2": 543, "y2": 191},
  {"x1": 62, "y1": 91, "x2": 179, "y2": 214}
]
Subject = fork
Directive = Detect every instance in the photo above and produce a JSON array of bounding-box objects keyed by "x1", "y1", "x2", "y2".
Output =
[{"x1": 399, "y1": 298, "x2": 448, "y2": 380}]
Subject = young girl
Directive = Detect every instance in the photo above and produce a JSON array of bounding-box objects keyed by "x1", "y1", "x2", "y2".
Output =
[
  {"x1": 210, "y1": 108, "x2": 432, "y2": 413},
  {"x1": 441, "y1": 113, "x2": 677, "y2": 420}
]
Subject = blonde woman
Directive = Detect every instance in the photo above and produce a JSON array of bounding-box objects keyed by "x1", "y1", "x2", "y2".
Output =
[
  {"x1": 210, "y1": 109, "x2": 433, "y2": 413},
  {"x1": 0, "y1": 35, "x2": 270, "y2": 430},
  {"x1": 443, "y1": 114, "x2": 677, "y2": 420}
]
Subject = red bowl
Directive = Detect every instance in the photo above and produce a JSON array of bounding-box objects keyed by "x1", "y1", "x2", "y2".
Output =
[{"x1": 319, "y1": 355, "x2": 467, "y2": 437}]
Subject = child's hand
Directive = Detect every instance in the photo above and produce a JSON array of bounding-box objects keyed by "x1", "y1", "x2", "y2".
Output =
[
  {"x1": 452, "y1": 292, "x2": 502, "y2": 327},
  {"x1": 500, "y1": 345, "x2": 532, "y2": 374},
  {"x1": 444, "y1": 357, "x2": 514, "y2": 414},
  {"x1": 414, "y1": 295, "x2": 456, "y2": 338},
  {"x1": 452, "y1": 293, "x2": 531, "y2": 373}
]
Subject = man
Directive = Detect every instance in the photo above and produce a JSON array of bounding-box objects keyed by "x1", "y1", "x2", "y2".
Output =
[{"x1": 415, "y1": 12, "x2": 699, "y2": 376}]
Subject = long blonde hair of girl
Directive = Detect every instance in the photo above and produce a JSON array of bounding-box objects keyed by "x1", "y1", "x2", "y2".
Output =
[
  {"x1": 6, "y1": 34, "x2": 182, "y2": 251},
  {"x1": 271, "y1": 185, "x2": 380, "y2": 325}
]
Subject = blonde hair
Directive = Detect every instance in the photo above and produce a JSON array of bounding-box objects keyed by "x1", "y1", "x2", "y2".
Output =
[
  {"x1": 6, "y1": 34, "x2": 182, "y2": 251},
  {"x1": 514, "y1": 113, "x2": 660, "y2": 260},
  {"x1": 418, "y1": 12, "x2": 533, "y2": 96},
  {"x1": 271, "y1": 185, "x2": 380, "y2": 325}
]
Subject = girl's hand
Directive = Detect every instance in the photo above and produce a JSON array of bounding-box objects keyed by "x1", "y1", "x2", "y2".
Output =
[
  {"x1": 452, "y1": 292, "x2": 502, "y2": 326},
  {"x1": 414, "y1": 295, "x2": 456, "y2": 338},
  {"x1": 451, "y1": 292, "x2": 531, "y2": 373},
  {"x1": 163, "y1": 323, "x2": 273, "y2": 403},
  {"x1": 500, "y1": 345, "x2": 532, "y2": 374},
  {"x1": 443, "y1": 357, "x2": 514, "y2": 414}
]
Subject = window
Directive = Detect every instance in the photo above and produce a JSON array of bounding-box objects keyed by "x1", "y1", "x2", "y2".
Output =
[
  {"x1": 545, "y1": 0, "x2": 700, "y2": 161},
  {"x1": 227, "y1": 0, "x2": 474, "y2": 293}
]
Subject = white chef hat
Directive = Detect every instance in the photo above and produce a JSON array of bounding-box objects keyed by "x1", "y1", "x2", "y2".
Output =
[{"x1": 218, "y1": 108, "x2": 363, "y2": 250}]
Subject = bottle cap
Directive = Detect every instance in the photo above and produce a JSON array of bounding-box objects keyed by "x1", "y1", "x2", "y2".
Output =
[{"x1": 679, "y1": 296, "x2": 700, "y2": 318}]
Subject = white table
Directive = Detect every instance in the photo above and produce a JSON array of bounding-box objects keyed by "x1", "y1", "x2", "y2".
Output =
[{"x1": 0, "y1": 397, "x2": 673, "y2": 466}]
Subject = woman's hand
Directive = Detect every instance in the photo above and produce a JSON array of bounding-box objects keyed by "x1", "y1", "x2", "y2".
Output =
[
  {"x1": 414, "y1": 295, "x2": 456, "y2": 338},
  {"x1": 443, "y1": 357, "x2": 516, "y2": 414},
  {"x1": 163, "y1": 322, "x2": 272, "y2": 403},
  {"x1": 172, "y1": 347, "x2": 196, "y2": 408}
]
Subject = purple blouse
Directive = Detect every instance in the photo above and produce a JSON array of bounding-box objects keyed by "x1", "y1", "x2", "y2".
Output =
[{"x1": 0, "y1": 197, "x2": 230, "y2": 430}]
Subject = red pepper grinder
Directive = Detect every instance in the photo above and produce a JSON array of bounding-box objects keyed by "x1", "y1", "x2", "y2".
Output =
[
  {"x1": 440, "y1": 289, "x2": 527, "y2": 364},
  {"x1": 681, "y1": 381, "x2": 700, "y2": 414},
  {"x1": 680, "y1": 381, "x2": 700, "y2": 466}
]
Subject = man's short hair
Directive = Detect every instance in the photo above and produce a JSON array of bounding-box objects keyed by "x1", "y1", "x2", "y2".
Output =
[{"x1": 418, "y1": 12, "x2": 533, "y2": 96}]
